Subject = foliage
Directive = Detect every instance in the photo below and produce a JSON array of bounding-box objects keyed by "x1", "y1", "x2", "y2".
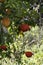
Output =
[
  {"x1": 0, "y1": 0, "x2": 40, "y2": 44},
  {"x1": 0, "y1": 26, "x2": 43, "y2": 65},
  {"x1": 0, "y1": 0, "x2": 43, "y2": 65}
]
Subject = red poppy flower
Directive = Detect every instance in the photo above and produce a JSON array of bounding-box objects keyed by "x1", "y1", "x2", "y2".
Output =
[
  {"x1": 25, "y1": 51, "x2": 33, "y2": 57},
  {"x1": 19, "y1": 24, "x2": 31, "y2": 32},
  {"x1": 0, "y1": 45, "x2": 7, "y2": 50}
]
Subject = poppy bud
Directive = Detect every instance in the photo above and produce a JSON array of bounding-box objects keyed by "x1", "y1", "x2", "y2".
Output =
[
  {"x1": 0, "y1": 45, "x2": 7, "y2": 50},
  {"x1": 25, "y1": 51, "x2": 33, "y2": 57}
]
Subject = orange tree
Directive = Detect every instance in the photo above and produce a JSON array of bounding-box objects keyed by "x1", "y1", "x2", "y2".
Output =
[{"x1": 0, "y1": 0, "x2": 41, "y2": 63}]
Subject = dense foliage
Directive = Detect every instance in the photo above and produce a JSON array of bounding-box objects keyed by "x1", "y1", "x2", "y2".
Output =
[
  {"x1": 0, "y1": 0, "x2": 43, "y2": 65},
  {"x1": 0, "y1": 26, "x2": 43, "y2": 65}
]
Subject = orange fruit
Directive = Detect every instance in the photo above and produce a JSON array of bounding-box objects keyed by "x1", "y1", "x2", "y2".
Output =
[
  {"x1": 2, "y1": 17, "x2": 10, "y2": 27},
  {"x1": 0, "y1": 0, "x2": 5, "y2": 2}
]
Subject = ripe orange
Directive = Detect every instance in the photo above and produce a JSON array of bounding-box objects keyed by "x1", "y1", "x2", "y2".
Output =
[
  {"x1": 0, "y1": 0, "x2": 5, "y2": 2},
  {"x1": 2, "y1": 17, "x2": 10, "y2": 27}
]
